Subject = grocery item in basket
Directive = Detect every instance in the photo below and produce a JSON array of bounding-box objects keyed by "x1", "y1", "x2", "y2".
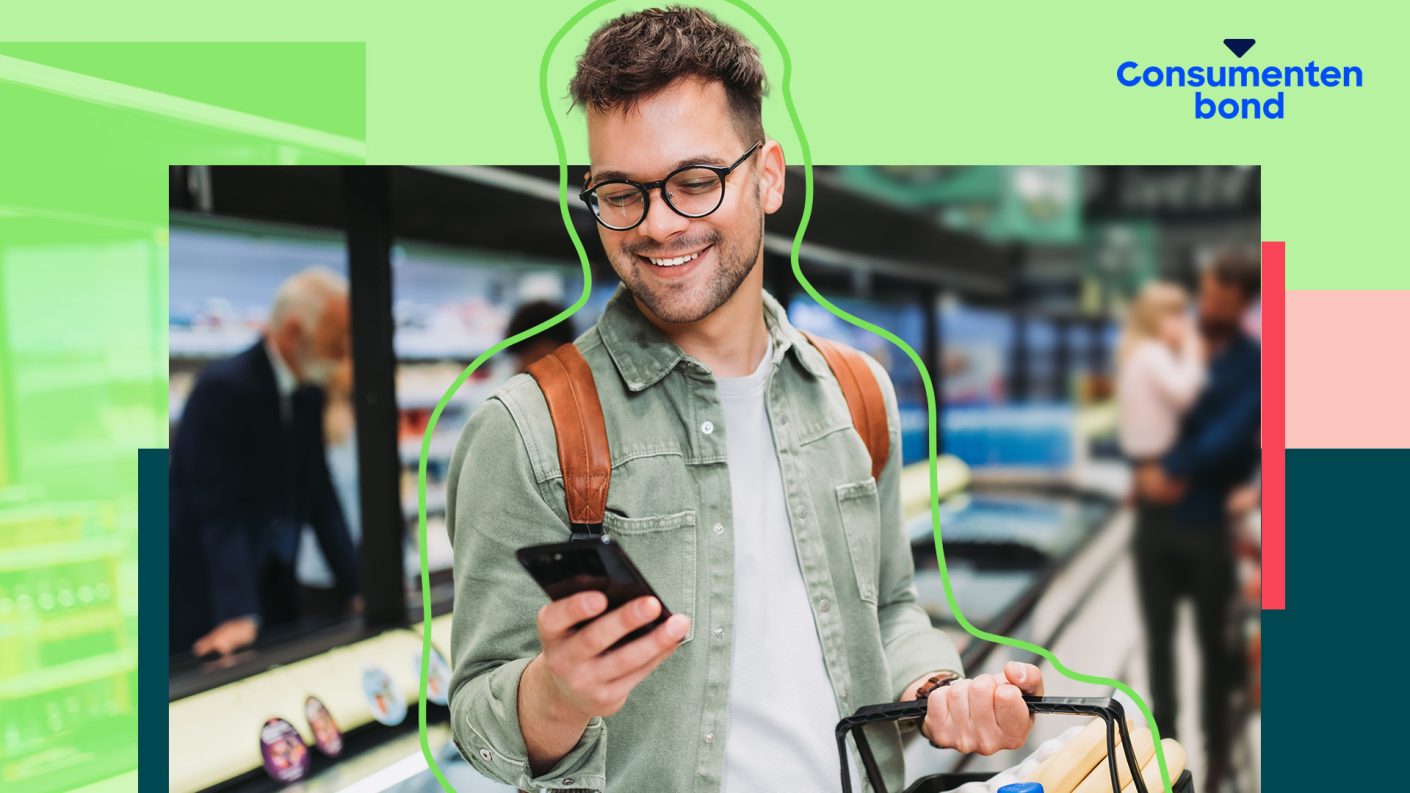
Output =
[
  {"x1": 953, "y1": 724, "x2": 1084, "y2": 793},
  {"x1": 1024, "y1": 718, "x2": 1111, "y2": 793},
  {"x1": 1072, "y1": 727, "x2": 1154, "y2": 793},
  {"x1": 1121, "y1": 739, "x2": 1185, "y2": 793},
  {"x1": 1024, "y1": 717, "x2": 1146, "y2": 793}
]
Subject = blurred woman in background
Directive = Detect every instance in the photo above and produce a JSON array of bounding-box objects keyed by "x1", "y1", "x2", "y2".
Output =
[{"x1": 1117, "y1": 281, "x2": 1205, "y2": 469}]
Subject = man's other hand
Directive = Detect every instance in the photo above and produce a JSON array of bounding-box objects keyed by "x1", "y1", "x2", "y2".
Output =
[
  {"x1": 192, "y1": 616, "x2": 258, "y2": 657},
  {"x1": 922, "y1": 662, "x2": 1043, "y2": 755}
]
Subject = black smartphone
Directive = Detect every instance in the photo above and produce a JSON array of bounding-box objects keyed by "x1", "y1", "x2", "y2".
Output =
[{"x1": 516, "y1": 535, "x2": 672, "y2": 648}]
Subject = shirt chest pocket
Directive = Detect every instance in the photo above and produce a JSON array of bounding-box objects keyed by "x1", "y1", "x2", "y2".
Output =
[
  {"x1": 836, "y1": 479, "x2": 881, "y2": 605},
  {"x1": 601, "y1": 509, "x2": 698, "y2": 643}
]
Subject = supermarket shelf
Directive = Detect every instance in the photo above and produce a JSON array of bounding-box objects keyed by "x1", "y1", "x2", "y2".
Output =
[
  {"x1": 395, "y1": 334, "x2": 491, "y2": 361},
  {"x1": 0, "y1": 646, "x2": 136, "y2": 699},
  {"x1": 1075, "y1": 401, "x2": 1117, "y2": 439},
  {"x1": 0, "y1": 500, "x2": 99, "y2": 524},
  {"x1": 401, "y1": 488, "x2": 446, "y2": 519},
  {"x1": 395, "y1": 390, "x2": 477, "y2": 411},
  {"x1": 69, "y1": 769, "x2": 139, "y2": 793},
  {"x1": 0, "y1": 537, "x2": 123, "y2": 571},
  {"x1": 169, "y1": 629, "x2": 428, "y2": 793},
  {"x1": 399, "y1": 436, "x2": 458, "y2": 466},
  {"x1": 0, "y1": 606, "x2": 123, "y2": 641},
  {"x1": 40, "y1": 607, "x2": 124, "y2": 641},
  {"x1": 899, "y1": 454, "x2": 971, "y2": 520},
  {"x1": 18, "y1": 439, "x2": 138, "y2": 468},
  {"x1": 12, "y1": 362, "x2": 164, "y2": 394}
]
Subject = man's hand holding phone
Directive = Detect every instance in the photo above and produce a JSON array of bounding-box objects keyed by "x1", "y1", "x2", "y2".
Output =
[
  {"x1": 535, "y1": 591, "x2": 690, "y2": 717},
  {"x1": 518, "y1": 591, "x2": 690, "y2": 773}
]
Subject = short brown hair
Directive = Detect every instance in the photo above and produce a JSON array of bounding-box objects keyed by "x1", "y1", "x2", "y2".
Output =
[
  {"x1": 569, "y1": 6, "x2": 767, "y2": 144},
  {"x1": 1207, "y1": 248, "x2": 1261, "y2": 301}
]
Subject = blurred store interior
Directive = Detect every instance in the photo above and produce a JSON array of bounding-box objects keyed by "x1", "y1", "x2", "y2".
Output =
[{"x1": 161, "y1": 164, "x2": 1262, "y2": 793}]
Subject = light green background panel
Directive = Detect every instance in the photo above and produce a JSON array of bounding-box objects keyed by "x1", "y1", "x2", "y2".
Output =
[
  {"x1": 3, "y1": 1, "x2": 1403, "y2": 287},
  {"x1": 0, "y1": 42, "x2": 365, "y2": 792},
  {"x1": 363, "y1": 0, "x2": 1403, "y2": 288},
  {"x1": 0, "y1": 43, "x2": 366, "y2": 141}
]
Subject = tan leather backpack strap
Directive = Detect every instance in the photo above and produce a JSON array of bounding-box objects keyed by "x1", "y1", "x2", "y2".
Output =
[
  {"x1": 526, "y1": 343, "x2": 611, "y2": 538},
  {"x1": 801, "y1": 331, "x2": 891, "y2": 480}
]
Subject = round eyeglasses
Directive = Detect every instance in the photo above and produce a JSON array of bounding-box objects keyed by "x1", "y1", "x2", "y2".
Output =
[{"x1": 579, "y1": 141, "x2": 762, "y2": 231}]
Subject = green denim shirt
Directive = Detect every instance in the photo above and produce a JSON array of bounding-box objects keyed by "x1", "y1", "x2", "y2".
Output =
[{"x1": 446, "y1": 285, "x2": 963, "y2": 793}]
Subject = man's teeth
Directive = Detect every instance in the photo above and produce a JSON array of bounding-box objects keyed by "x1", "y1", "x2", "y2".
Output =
[{"x1": 647, "y1": 250, "x2": 702, "y2": 267}]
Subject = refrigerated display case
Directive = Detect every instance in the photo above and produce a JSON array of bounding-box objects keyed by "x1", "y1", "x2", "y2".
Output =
[
  {"x1": 788, "y1": 293, "x2": 931, "y2": 464},
  {"x1": 0, "y1": 503, "x2": 137, "y2": 790},
  {"x1": 389, "y1": 241, "x2": 584, "y2": 600}
]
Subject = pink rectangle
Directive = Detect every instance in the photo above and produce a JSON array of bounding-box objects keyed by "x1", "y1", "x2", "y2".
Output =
[
  {"x1": 1261, "y1": 242, "x2": 1285, "y2": 611},
  {"x1": 1287, "y1": 290, "x2": 1410, "y2": 448}
]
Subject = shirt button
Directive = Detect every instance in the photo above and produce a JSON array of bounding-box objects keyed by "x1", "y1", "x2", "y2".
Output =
[
  {"x1": 562, "y1": 778, "x2": 573, "y2": 786},
  {"x1": 479, "y1": 749, "x2": 491, "y2": 761},
  {"x1": 712, "y1": 522, "x2": 725, "y2": 535},
  {"x1": 704, "y1": 732, "x2": 715, "y2": 744},
  {"x1": 819, "y1": 598, "x2": 831, "y2": 613},
  {"x1": 797, "y1": 505, "x2": 809, "y2": 519},
  {"x1": 701, "y1": 420, "x2": 715, "y2": 435},
  {"x1": 713, "y1": 625, "x2": 725, "y2": 639}
]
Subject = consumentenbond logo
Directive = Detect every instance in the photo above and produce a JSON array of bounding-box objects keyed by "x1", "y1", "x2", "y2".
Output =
[{"x1": 1117, "y1": 39, "x2": 1364, "y2": 119}]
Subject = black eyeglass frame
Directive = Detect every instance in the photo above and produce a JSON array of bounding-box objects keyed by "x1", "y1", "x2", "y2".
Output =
[{"x1": 578, "y1": 140, "x2": 763, "y2": 231}]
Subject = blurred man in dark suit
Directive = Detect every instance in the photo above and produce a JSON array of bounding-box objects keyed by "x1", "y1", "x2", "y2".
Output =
[{"x1": 170, "y1": 267, "x2": 361, "y2": 657}]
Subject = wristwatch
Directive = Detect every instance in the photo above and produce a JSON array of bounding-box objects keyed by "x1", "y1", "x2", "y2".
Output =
[
  {"x1": 913, "y1": 671, "x2": 960, "y2": 701},
  {"x1": 914, "y1": 671, "x2": 962, "y2": 749}
]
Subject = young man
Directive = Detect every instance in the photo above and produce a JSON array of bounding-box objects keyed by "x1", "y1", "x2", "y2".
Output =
[{"x1": 447, "y1": 8, "x2": 1042, "y2": 792}]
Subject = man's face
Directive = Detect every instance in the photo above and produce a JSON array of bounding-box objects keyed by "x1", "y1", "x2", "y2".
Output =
[
  {"x1": 586, "y1": 78, "x2": 784, "y2": 324},
  {"x1": 1197, "y1": 271, "x2": 1251, "y2": 337},
  {"x1": 296, "y1": 297, "x2": 350, "y2": 386}
]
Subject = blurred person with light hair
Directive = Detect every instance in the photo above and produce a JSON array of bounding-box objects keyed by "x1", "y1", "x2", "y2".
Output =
[
  {"x1": 1130, "y1": 249, "x2": 1261, "y2": 792},
  {"x1": 1116, "y1": 280, "x2": 1205, "y2": 464},
  {"x1": 170, "y1": 266, "x2": 361, "y2": 658}
]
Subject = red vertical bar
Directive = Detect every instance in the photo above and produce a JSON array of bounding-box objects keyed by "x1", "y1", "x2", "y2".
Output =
[{"x1": 1261, "y1": 241, "x2": 1286, "y2": 610}]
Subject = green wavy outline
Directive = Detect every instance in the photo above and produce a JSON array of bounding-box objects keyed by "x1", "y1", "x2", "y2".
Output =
[{"x1": 415, "y1": 2, "x2": 1176, "y2": 792}]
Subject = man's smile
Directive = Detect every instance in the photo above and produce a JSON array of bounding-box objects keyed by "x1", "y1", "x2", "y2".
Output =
[
  {"x1": 635, "y1": 243, "x2": 713, "y2": 274},
  {"x1": 646, "y1": 250, "x2": 702, "y2": 267}
]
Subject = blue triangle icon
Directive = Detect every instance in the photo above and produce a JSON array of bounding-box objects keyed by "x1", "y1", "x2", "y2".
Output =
[{"x1": 1224, "y1": 38, "x2": 1256, "y2": 58}]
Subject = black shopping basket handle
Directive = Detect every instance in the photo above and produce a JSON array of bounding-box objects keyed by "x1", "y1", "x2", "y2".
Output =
[{"x1": 835, "y1": 695, "x2": 1163, "y2": 793}]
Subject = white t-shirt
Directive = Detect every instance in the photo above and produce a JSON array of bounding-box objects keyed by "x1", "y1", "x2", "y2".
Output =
[
  {"x1": 1116, "y1": 338, "x2": 1206, "y2": 459},
  {"x1": 717, "y1": 336, "x2": 852, "y2": 793}
]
